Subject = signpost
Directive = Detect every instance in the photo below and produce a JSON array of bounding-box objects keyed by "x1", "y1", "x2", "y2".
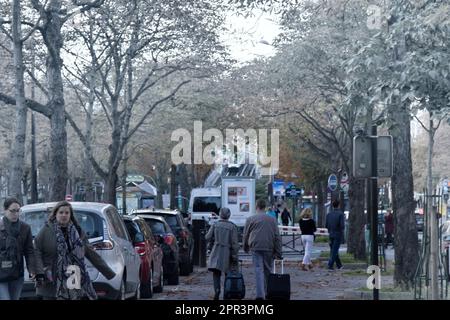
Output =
[
  {"x1": 340, "y1": 172, "x2": 349, "y2": 195},
  {"x1": 353, "y1": 129, "x2": 393, "y2": 301},
  {"x1": 328, "y1": 174, "x2": 338, "y2": 192}
]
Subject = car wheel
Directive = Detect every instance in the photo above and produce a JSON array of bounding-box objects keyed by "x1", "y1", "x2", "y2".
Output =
[
  {"x1": 141, "y1": 268, "x2": 153, "y2": 299},
  {"x1": 167, "y1": 268, "x2": 179, "y2": 285},
  {"x1": 179, "y1": 261, "x2": 191, "y2": 276},
  {"x1": 154, "y1": 267, "x2": 164, "y2": 293}
]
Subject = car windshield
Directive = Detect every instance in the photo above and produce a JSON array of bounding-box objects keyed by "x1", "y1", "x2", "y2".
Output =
[
  {"x1": 21, "y1": 209, "x2": 104, "y2": 239},
  {"x1": 193, "y1": 196, "x2": 221, "y2": 214},
  {"x1": 145, "y1": 220, "x2": 166, "y2": 235},
  {"x1": 158, "y1": 214, "x2": 179, "y2": 231}
]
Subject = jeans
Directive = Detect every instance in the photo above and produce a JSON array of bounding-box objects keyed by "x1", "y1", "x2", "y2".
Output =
[
  {"x1": 252, "y1": 251, "x2": 273, "y2": 299},
  {"x1": 301, "y1": 235, "x2": 314, "y2": 265},
  {"x1": 328, "y1": 236, "x2": 342, "y2": 269},
  {"x1": 0, "y1": 277, "x2": 24, "y2": 300}
]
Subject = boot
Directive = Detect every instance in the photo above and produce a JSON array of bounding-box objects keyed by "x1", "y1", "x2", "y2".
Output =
[{"x1": 301, "y1": 264, "x2": 308, "y2": 271}]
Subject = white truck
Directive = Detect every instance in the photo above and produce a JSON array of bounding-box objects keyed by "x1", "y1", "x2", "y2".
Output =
[
  {"x1": 220, "y1": 176, "x2": 256, "y2": 230},
  {"x1": 188, "y1": 187, "x2": 222, "y2": 225},
  {"x1": 188, "y1": 166, "x2": 256, "y2": 233}
]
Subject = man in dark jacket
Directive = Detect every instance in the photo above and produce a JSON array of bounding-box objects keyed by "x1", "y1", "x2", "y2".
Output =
[
  {"x1": 325, "y1": 200, "x2": 345, "y2": 270},
  {"x1": 243, "y1": 199, "x2": 282, "y2": 300}
]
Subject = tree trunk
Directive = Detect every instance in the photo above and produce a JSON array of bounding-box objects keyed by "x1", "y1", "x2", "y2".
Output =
[
  {"x1": 84, "y1": 69, "x2": 96, "y2": 202},
  {"x1": 316, "y1": 180, "x2": 325, "y2": 228},
  {"x1": 389, "y1": 104, "x2": 419, "y2": 289},
  {"x1": 170, "y1": 164, "x2": 176, "y2": 210},
  {"x1": 347, "y1": 177, "x2": 366, "y2": 260},
  {"x1": 9, "y1": 0, "x2": 27, "y2": 201},
  {"x1": 178, "y1": 163, "x2": 190, "y2": 213},
  {"x1": 44, "y1": 1, "x2": 68, "y2": 201},
  {"x1": 104, "y1": 172, "x2": 118, "y2": 206}
]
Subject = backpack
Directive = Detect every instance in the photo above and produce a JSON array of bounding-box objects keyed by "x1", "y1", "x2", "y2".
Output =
[{"x1": 0, "y1": 218, "x2": 21, "y2": 282}]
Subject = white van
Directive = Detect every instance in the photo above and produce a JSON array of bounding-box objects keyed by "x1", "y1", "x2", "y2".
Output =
[{"x1": 188, "y1": 187, "x2": 221, "y2": 226}]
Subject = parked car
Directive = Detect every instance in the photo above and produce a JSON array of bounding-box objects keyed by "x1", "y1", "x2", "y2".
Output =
[
  {"x1": 135, "y1": 214, "x2": 180, "y2": 285},
  {"x1": 416, "y1": 211, "x2": 424, "y2": 232},
  {"x1": 132, "y1": 209, "x2": 194, "y2": 276},
  {"x1": 122, "y1": 215, "x2": 164, "y2": 298},
  {"x1": 20, "y1": 202, "x2": 141, "y2": 300}
]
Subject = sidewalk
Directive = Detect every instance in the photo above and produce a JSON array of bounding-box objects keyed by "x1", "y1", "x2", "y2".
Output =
[{"x1": 151, "y1": 242, "x2": 399, "y2": 300}]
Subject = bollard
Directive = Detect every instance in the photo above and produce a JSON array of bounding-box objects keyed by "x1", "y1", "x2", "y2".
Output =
[
  {"x1": 199, "y1": 227, "x2": 207, "y2": 267},
  {"x1": 192, "y1": 219, "x2": 206, "y2": 266}
]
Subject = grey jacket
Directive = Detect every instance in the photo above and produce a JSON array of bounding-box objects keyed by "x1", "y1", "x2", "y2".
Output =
[
  {"x1": 243, "y1": 212, "x2": 282, "y2": 258},
  {"x1": 34, "y1": 222, "x2": 116, "y2": 298},
  {"x1": 205, "y1": 220, "x2": 239, "y2": 273},
  {"x1": 0, "y1": 217, "x2": 37, "y2": 278},
  {"x1": 326, "y1": 209, "x2": 345, "y2": 238}
]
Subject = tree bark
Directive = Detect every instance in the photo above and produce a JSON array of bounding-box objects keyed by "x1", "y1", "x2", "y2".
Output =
[
  {"x1": 9, "y1": 0, "x2": 27, "y2": 201},
  {"x1": 104, "y1": 172, "x2": 118, "y2": 206},
  {"x1": 43, "y1": 0, "x2": 68, "y2": 201},
  {"x1": 83, "y1": 69, "x2": 96, "y2": 202},
  {"x1": 316, "y1": 180, "x2": 325, "y2": 228},
  {"x1": 389, "y1": 104, "x2": 419, "y2": 289},
  {"x1": 347, "y1": 177, "x2": 366, "y2": 260},
  {"x1": 170, "y1": 164, "x2": 176, "y2": 210}
]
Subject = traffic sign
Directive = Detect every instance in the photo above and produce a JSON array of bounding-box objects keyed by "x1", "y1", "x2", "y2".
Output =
[
  {"x1": 328, "y1": 174, "x2": 338, "y2": 192},
  {"x1": 65, "y1": 194, "x2": 73, "y2": 201},
  {"x1": 285, "y1": 185, "x2": 302, "y2": 197},
  {"x1": 353, "y1": 135, "x2": 393, "y2": 178},
  {"x1": 340, "y1": 172, "x2": 349, "y2": 192}
]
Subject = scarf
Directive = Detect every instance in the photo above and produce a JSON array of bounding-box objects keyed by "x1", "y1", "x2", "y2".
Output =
[{"x1": 52, "y1": 221, "x2": 97, "y2": 300}]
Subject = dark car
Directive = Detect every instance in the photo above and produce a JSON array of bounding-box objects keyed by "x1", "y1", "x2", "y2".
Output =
[
  {"x1": 135, "y1": 214, "x2": 180, "y2": 285},
  {"x1": 416, "y1": 212, "x2": 424, "y2": 232},
  {"x1": 122, "y1": 215, "x2": 164, "y2": 298},
  {"x1": 133, "y1": 209, "x2": 194, "y2": 276}
]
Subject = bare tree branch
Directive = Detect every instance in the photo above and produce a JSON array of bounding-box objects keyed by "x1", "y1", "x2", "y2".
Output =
[
  {"x1": 0, "y1": 92, "x2": 51, "y2": 117},
  {"x1": 65, "y1": 111, "x2": 107, "y2": 178},
  {"x1": 127, "y1": 80, "x2": 191, "y2": 139}
]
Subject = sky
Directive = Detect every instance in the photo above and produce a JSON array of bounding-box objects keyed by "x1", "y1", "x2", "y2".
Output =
[{"x1": 221, "y1": 10, "x2": 281, "y2": 63}]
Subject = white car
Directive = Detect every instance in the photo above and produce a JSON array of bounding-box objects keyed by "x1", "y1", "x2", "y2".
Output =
[{"x1": 20, "y1": 202, "x2": 141, "y2": 300}]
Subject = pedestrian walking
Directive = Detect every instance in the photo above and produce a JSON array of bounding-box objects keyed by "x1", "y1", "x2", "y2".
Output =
[
  {"x1": 281, "y1": 207, "x2": 292, "y2": 226},
  {"x1": 205, "y1": 207, "x2": 239, "y2": 300},
  {"x1": 384, "y1": 209, "x2": 394, "y2": 249},
  {"x1": 0, "y1": 197, "x2": 37, "y2": 300},
  {"x1": 266, "y1": 205, "x2": 277, "y2": 220},
  {"x1": 299, "y1": 207, "x2": 316, "y2": 271},
  {"x1": 275, "y1": 204, "x2": 281, "y2": 223},
  {"x1": 243, "y1": 199, "x2": 282, "y2": 300},
  {"x1": 325, "y1": 200, "x2": 345, "y2": 271},
  {"x1": 34, "y1": 201, "x2": 116, "y2": 300}
]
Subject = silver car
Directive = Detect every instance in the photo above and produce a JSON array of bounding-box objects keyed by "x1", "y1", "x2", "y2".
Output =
[{"x1": 20, "y1": 202, "x2": 141, "y2": 300}]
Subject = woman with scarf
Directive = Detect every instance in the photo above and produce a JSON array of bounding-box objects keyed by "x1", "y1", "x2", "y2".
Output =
[{"x1": 34, "y1": 201, "x2": 116, "y2": 300}]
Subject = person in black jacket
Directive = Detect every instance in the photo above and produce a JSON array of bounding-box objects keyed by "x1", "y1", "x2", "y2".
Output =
[
  {"x1": 281, "y1": 207, "x2": 292, "y2": 226},
  {"x1": 0, "y1": 197, "x2": 37, "y2": 300},
  {"x1": 299, "y1": 208, "x2": 316, "y2": 271},
  {"x1": 325, "y1": 200, "x2": 345, "y2": 271}
]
